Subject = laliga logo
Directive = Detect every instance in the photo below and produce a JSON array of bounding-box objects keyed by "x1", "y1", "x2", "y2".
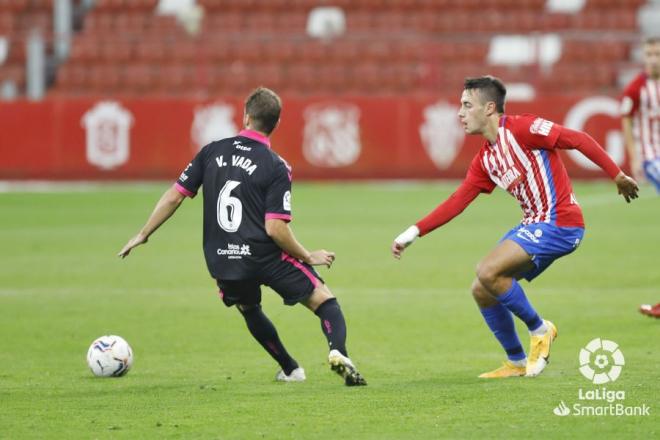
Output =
[{"x1": 579, "y1": 338, "x2": 625, "y2": 385}]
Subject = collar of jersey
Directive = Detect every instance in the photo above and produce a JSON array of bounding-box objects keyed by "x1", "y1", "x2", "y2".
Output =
[
  {"x1": 486, "y1": 115, "x2": 507, "y2": 149},
  {"x1": 238, "y1": 129, "x2": 271, "y2": 148}
]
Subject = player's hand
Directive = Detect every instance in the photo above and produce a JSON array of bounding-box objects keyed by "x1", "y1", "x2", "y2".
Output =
[
  {"x1": 118, "y1": 233, "x2": 148, "y2": 258},
  {"x1": 391, "y1": 241, "x2": 407, "y2": 259},
  {"x1": 614, "y1": 171, "x2": 639, "y2": 203},
  {"x1": 391, "y1": 225, "x2": 420, "y2": 260},
  {"x1": 307, "y1": 250, "x2": 335, "y2": 268}
]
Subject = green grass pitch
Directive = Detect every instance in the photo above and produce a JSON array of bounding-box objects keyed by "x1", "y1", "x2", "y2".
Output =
[{"x1": 1, "y1": 181, "x2": 658, "y2": 439}]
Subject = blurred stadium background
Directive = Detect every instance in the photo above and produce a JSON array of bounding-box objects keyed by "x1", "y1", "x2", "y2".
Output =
[{"x1": 1, "y1": 0, "x2": 659, "y2": 181}]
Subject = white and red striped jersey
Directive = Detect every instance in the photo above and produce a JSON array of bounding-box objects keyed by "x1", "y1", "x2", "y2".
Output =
[
  {"x1": 465, "y1": 114, "x2": 584, "y2": 228},
  {"x1": 621, "y1": 72, "x2": 660, "y2": 162}
]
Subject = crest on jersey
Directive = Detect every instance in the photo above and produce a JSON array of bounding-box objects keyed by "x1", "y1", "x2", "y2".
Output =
[
  {"x1": 303, "y1": 103, "x2": 361, "y2": 167},
  {"x1": 283, "y1": 190, "x2": 291, "y2": 211},
  {"x1": 530, "y1": 117, "x2": 554, "y2": 136},
  {"x1": 82, "y1": 101, "x2": 134, "y2": 170},
  {"x1": 419, "y1": 101, "x2": 464, "y2": 170},
  {"x1": 191, "y1": 102, "x2": 238, "y2": 150}
]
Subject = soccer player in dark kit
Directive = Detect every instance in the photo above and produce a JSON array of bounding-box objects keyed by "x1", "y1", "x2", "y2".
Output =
[{"x1": 119, "y1": 87, "x2": 366, "y2": 386}]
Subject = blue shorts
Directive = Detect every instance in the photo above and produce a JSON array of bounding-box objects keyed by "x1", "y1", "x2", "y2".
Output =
[
  {"x1": 500, "y1": 223, "x2": 585, "y2": 281},
  {"x1": 643, "y1": 159, "x2": 660, "y2": 193}
]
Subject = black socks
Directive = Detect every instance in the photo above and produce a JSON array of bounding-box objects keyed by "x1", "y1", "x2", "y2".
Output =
[
  {"x1": 314, "y1": 298, "x2": 348, "y2": 357},
  {"x1": 239, "y1": 305, "x2": 298, "y2": 375}
]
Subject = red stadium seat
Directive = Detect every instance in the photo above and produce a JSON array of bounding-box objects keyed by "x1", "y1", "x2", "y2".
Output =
[
  {"x1": 100, "y1": 42, "x2": 133, "y2": 64},
  {"x1": 35, "y1": 0, "x2": 647, "y2": 97},
  {"x1": 88, "y1": 65, "x2": 121, "y2": 94},
  {"x1": 0, "y1": 13, "x2": 15, "y2": 34}
]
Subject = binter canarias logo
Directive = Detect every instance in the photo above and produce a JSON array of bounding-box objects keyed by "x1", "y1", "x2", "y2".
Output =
[{"x1": 579, "y1": 338, "x2": 625, "y2": 385}]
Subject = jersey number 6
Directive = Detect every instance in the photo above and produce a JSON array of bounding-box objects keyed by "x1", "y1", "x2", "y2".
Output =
[{"x1": 217, "y1": 180, "x2": 242, "y2": 232}]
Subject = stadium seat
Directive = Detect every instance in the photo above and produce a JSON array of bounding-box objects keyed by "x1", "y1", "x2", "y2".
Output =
[{"x1": 27, "y1": 0, "x2": 647, "y2": 97}]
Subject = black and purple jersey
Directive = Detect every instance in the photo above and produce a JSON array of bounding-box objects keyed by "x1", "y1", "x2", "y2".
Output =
[{"x1": 175, "y1": 129, "x2": 293, "y2": 280}]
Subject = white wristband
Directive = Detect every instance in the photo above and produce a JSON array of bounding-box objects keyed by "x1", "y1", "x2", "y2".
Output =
[{"x1": 394, "y1": 225, "x2": 420, "y2": 247}]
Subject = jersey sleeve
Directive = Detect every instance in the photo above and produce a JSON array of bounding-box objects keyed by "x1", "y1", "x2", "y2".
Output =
[
  {"x1": 175, "y1": 146, "x2": 206, "y2": 198},
  {"x1": 414, "y1": 153, "x2": 494, "y2": 237},
  {"x1": 465, "y1": 151, "x2": 496, "y2": 194},
  {"x1": 554, "y1": 126, "x2": 621, "y2": 179},
  {"x1": 620, "y1": 75, "x2": 642, "y2": 117},
  {"x1": 264, "y1": 157, "x2": 293, "y2": 222},
  {"x1": 510, "y1": 114, "x2": 561, "y2": 150},
  {"x1": 415, "y1": 180, "x2": 483, "y2": 236}
]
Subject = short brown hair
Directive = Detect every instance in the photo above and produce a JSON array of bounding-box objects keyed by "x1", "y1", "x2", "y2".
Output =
[
  {"x1": 643, "y1": 36, "x2": 660, "y2": 45},
  {"x1": 245, "y1": 87, "x2": 282, "y2": 135},
  {"x1": 464, "y1": 76, "x2": 506, "y2": 113}
]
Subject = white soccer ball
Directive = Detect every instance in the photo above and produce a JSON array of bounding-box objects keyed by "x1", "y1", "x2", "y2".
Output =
[{"x1": 86, "y1": 335, "x2": 133, "y2": 377}]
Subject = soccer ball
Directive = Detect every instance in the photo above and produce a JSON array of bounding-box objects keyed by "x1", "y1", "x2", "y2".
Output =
[{"x1": 86, "y1": 335, "x2": 133, "y2": 377}]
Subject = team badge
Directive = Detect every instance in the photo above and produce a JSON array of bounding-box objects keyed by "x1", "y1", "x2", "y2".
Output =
[
  {"x1": 82, "y1": 101, "x2": 133, "y2": 170},
  {"x1": 283, "y1": 191, "x2": 291, "y2": 211},
  {"x1": 530, "y1": 117, "x2": 554, "y2": 136},
  {"x1": 419, "y1": 101, "x2": 464, "y2": 170},
  {"x1": 302, "y1": 103, "x2": 361, "y2": 167}
]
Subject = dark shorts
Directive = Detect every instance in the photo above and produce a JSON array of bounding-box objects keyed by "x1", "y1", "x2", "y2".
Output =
[{"x1": 216, "y1": 253, "x2": 325, "y2": 307}]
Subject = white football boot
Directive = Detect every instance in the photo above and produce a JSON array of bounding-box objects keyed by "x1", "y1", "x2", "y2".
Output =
[{"x1": 275, "y1": 367, "x2": 306, "y2": 382}]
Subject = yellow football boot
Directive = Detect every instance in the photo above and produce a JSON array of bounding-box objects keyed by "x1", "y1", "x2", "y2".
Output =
[
  {"x1": 478, "y1": 360, "x2": 526, "y2": 378},
  {"x1": 526, "y1": 320, "x2": 557, "y2": 377}
]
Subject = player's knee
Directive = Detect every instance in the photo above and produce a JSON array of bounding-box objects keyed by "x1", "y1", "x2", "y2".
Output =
[
  {"x1": 471, "y1": 278, "x2": 489, "y2": 301},
  {"x1": 304, "y1": 285, "x2": 334, "y2": 311},
  {"x1": 476, "y1": 261, "x2": 498, "y2": 291}
]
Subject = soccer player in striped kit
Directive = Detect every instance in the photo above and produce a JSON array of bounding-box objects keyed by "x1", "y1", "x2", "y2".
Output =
[
  {"x1": 621, "y1": 37, "x2": 660, "y2": 193},
  {"x1": 392, "y1": 76, "x2": 639, "y2": 378},
  {"x1": 621, "y1": 37, "x2": 660, "y2": 318}
]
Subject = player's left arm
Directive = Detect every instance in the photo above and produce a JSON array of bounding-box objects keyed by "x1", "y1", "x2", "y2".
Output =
[
  {"x1": 517, "y1": 115, "x2": 639, "y2": 203},
  {"x1": 554, "y1": 126, "x2": 639, "y2": 203},
  {"x1": 265, "y1": 219, "x2": 335, "y2": 268},
  {"x1": 118, "y1": 185, "x2": 186, "y2": 258},
  {"x1": 263, "y1": 157, "x2": 335, "y2": 268}
]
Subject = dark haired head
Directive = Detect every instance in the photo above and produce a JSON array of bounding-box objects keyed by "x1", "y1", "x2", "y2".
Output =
[
  {"x1": 463, "y1": 76, "x2": 506, "y2": 113},
  {"x1": 244, "y1": 87, "x2": 282, "y2": 135},
  {"x1": 644, "y1": 36, "x2": 660, "y2": 45}
]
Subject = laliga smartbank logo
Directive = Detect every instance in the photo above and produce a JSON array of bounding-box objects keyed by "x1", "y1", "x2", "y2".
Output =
[
  {"x1": 552, "y1": 338, "x2": 650, "y2": 417},
  {"x1": 579, "y1": 337, "x2": 625, "y2": 384}
]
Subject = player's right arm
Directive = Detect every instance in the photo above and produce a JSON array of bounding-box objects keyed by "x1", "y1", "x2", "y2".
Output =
[
  {"x1": 391, "y1": 153, "x2": 494, "y2": 259},
  {"x1": 622, "y1": 117, "x2": 643, "y2": 182},
  {"x1": 391, "y1": 181, "x2": 482, "y2": 259},
  {"x1": 266, "y1": 219, "x2": 335, "y2": 268},
  {"x1": 118, "y1": 185, "x2": 186, "y2": 258},
  {"x1": 620, "y1": 76, "x2": 644, "y2": 181},
  {"x1": 621, "y1": 116, "x2": 643, "y2": 181},
  {"x1": 119, "y1": 148, "x2": 205, "y2": 259}
]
